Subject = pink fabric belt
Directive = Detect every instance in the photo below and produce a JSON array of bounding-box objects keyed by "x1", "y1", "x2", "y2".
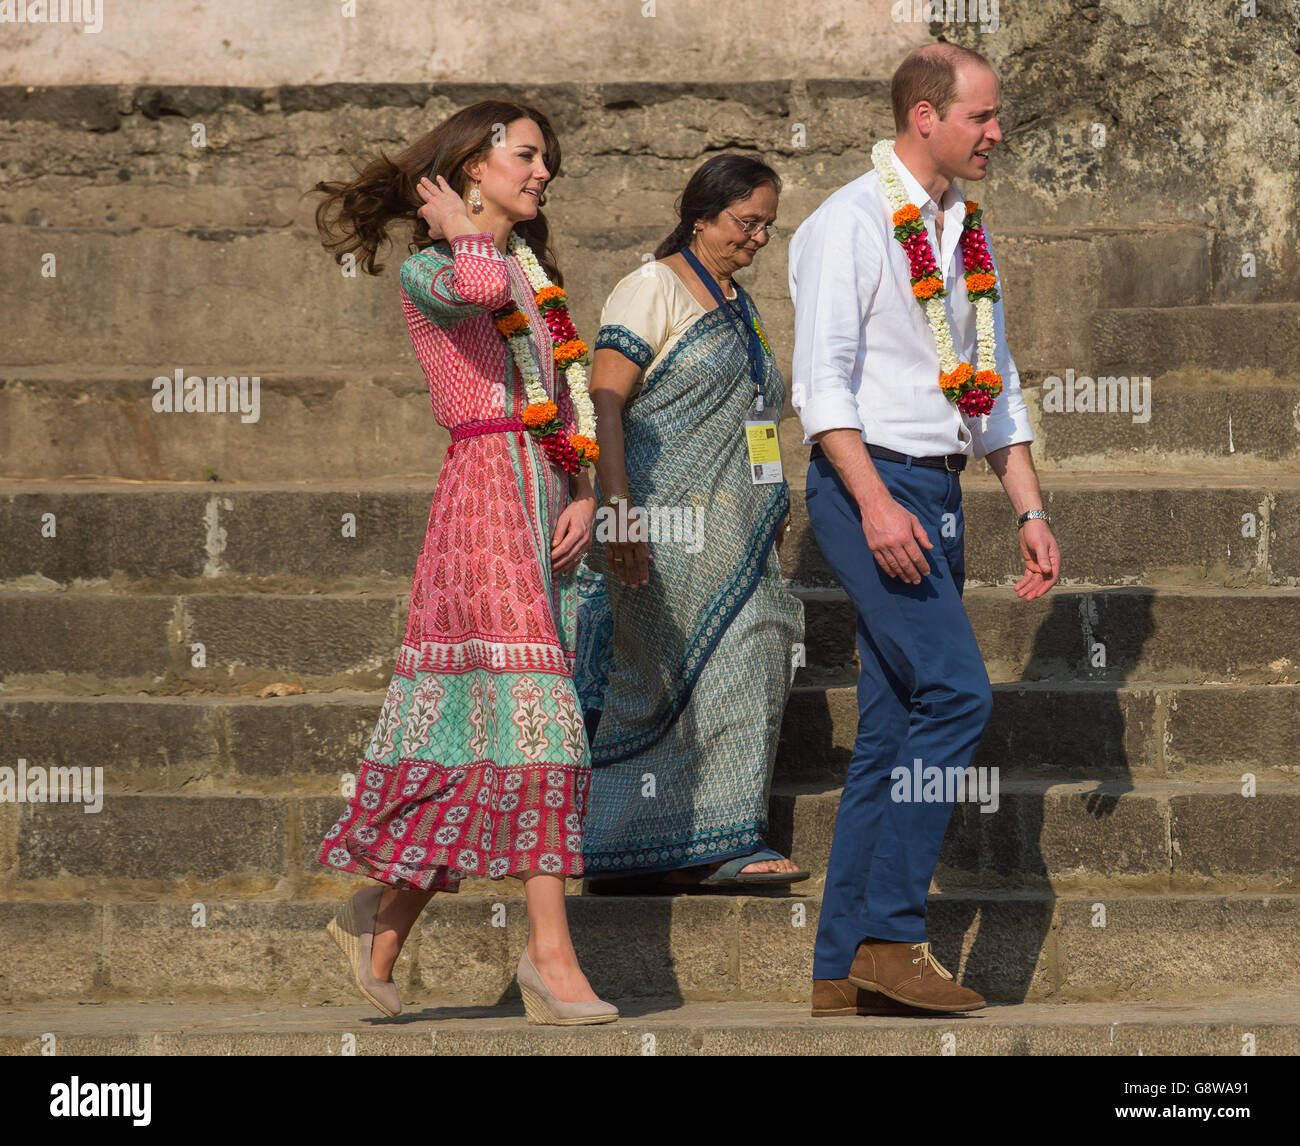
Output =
[{"x1": 449, "y1": 416, "x2": 526, "y2": 442}]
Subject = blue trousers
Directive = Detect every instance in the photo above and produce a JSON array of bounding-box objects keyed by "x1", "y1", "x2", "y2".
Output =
[{"x1": 806, "y1": 453, "x2": 993, "y2": 979}]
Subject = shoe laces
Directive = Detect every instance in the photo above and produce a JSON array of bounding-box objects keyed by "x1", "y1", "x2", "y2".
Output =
[{"x1": 910, "y1": 942, "x2": 953, "y2": 980}]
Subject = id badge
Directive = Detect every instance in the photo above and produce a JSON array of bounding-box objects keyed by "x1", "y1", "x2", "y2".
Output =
[{"x1": 744, "y1": 414, "x2": 783, "y2": 485}]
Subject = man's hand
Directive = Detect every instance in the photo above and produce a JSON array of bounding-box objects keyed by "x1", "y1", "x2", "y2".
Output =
[
  {"x1": 812, "y1": 428, "x2": 933, "y2": 584},
  {"x1": 1015, "y1": 519, "x2": 1060, "y2": 600},
  {"x1": 982, "y1": 443, "x2": 1060, "y2": 601},
  {"x1": 862, "y1": 493, "x2": 933, "y2": 584}
]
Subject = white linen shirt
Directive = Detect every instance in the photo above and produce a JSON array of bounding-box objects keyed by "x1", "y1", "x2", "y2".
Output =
[{"x1": 788, "y1": 152, "x2": 1033, "y2": 459}]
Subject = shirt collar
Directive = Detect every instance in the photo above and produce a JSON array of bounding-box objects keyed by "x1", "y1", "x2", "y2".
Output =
[{"x1": 890, "y1": 150, "x2": 967, "y2": 219}]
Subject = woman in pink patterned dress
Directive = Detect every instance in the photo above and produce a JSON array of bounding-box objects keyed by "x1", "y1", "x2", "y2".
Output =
[{"x1": 311, "y1": 101, "x2": 616, "y2": 1024}]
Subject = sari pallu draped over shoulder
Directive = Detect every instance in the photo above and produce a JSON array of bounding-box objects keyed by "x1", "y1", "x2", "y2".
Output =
[{"x1": 575, "y1": 288, "x2": 804, "y2": 875}]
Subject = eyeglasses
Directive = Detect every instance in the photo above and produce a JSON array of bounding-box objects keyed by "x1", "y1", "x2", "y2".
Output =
[{"x1": 723, "y1": 208, "x2": 778, "y2": 237}]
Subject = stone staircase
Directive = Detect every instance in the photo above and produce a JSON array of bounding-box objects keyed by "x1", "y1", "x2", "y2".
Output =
[{"x1": 1, "y1": 82, "x2": 1298, "y2": 1054}]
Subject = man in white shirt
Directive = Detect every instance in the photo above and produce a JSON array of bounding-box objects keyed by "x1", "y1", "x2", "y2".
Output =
[{"x1": 789, "y1": 43, "x2": 1061, "y2": 1017}]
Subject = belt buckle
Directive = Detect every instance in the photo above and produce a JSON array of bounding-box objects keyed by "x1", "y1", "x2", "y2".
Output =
[{"x1": 944, "y1": 454, "x2": 961, "y2": 473}]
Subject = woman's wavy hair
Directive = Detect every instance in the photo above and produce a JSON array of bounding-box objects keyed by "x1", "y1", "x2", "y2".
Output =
[
  {"x1": 653, "y1": 152, "x2": 782, "y2": 261},
  {"x1": 312, "y1": 100, "x2": 565, "y2": 285}
]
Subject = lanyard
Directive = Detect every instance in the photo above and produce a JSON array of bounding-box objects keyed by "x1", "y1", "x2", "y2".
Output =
[{"x1": 680, "y1": 245, "x2": 769, "y2": 411}]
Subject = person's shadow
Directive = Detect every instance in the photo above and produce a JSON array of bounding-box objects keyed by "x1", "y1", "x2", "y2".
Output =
[
  {"x1": 772, "y1": 444, "x2": 1155, "y2": 1004},
  {"x1": 937, "y1": 582, "x2": 1153, "y2": 1002}
]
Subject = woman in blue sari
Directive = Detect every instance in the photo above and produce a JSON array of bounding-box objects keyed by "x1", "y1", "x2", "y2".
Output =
[{"x1": 574, "y1": 154, "x2": 808, "y2": 890}]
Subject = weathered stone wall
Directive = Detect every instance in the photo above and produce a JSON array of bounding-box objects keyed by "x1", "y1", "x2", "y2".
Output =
[
  {"x1": 2, "y1": 6, "x2": 1300, "y2": 1032},
  {"x1": 0, "y1": 0, "x2": 925, "y2": 85},
  {"x1": 0, "y1": 1, "x2": 1295, "y2": 481},
  {"x1": 941, "y1": 0, "x2": 1299, "y2": 299}
]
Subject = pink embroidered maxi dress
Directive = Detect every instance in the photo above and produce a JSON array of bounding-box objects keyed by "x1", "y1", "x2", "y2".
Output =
[{"x1": 317, "y1": 230, "x2": 590, "y2": 891}]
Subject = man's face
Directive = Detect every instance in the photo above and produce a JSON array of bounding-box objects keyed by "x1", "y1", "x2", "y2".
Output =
[{"x1": 930, "y1": 64, "x2": 1003, "y2": 183}]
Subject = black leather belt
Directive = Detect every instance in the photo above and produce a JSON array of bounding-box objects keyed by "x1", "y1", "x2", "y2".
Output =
[{"x1": 809, "y1": 441, "x2": 967, "y2": 472}]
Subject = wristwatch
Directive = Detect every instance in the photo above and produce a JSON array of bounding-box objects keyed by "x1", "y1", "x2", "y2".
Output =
[
  {"x1": 1016, "y1": 508, "x2": 1052, "y2": 528},
  {"x1": 603, "y1": 492, "x2": 630, "y2": 508}
]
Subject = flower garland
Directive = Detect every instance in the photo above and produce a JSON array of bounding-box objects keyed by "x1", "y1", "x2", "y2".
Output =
[
  {"x1": 492, "y1": 232, "x2": 598, "y2": 473},
  {"x1": 871, "y1": 138, "x2": 1003, "y2": 418}
]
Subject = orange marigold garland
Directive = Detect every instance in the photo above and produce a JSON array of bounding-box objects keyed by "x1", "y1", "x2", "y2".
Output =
[
  {"x1": 491, "y1": 234, "x2": 598, "y2": 473},
  {"x1": 520, "y1": 400, "x2": 558, "y2": 429},
  {"x1": 874, "y1": 139, "x2": 1006, "y2": 419}
]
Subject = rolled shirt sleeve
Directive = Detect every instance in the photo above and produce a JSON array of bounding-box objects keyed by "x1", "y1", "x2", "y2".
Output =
[
  {"x1": 788, "y1": 202, "x2": 880, "y2": 441},
  {"x1": 963, "y1": 233, "x2": 1034, "y2": 458}
]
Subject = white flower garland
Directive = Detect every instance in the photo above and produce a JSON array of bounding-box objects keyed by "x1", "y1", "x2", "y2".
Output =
[
  {"x1": 871, "y1": 138, "x2": 999, "y2": 381},
  {"x1": 505, "y1": 232, "x2": 596, "y2": 444}
]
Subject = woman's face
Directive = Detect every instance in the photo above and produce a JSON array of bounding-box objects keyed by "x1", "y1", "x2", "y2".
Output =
[
  {"x1": 465, "y1": 116, "x2": 552, "y2": 225},
  {"x1": 696, "y1": 183, "x2": 778, "y2": 273}
]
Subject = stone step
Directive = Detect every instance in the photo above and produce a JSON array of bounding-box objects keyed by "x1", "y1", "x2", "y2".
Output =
[
  {"x1": 1091, "y1": 305, "x2": 1300, "y2": 376},
  {"x1": 2, "y1": 586, "x2": 1297, "y2": 694},
  {"x1": 0, "y1": 221, "x2": 1220, "y2": 377},
  {"x1": 779, "y1": 372, "x2": 1300, "y2": 477},
  {"x1": 0, "y1": 80, "x2": 1263, "y2": 274},
  {"x1": 2, "y1": 683, "x2": 1295, "y2": 794},
  {"x1": 767, "y1": 782, "x2": 1300, "y2": 893},
  {"x1": 2, "y1": 784, "x2": 1295, "y2": 899},
  {"x1": 3, "y1": 997, "x2": 1297, "y2": 1056},
  {"x1": 4, "y1": 474, "x2": 1299, "y2": 590},
  {"x1": 0, "y1": 78, "x2": 1253, "y2": 293},
  {"x1": 787, "y1": 472, "x2": 1300, "y2": 589},
  {"x1": 6, "y1": 364, "x2": 1296, "y2": 483},
  {"x1": 786, "y1": 681, "x2": 1300, "y2": 784},
  {"x1": 1, "y1": 892, "x2": 1296, "y2": 1007},
  {"x1": 798, "y1": 585, "x2": 1300, "y2": 685}
]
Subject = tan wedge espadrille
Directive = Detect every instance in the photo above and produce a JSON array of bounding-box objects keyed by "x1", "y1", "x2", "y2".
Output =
[
  {"x1": 325, "y1": 884, "x2": 402, "y2": 1017},
  {"x1": 515, "y1": 949, "x2": 618, "y2": 1026}
]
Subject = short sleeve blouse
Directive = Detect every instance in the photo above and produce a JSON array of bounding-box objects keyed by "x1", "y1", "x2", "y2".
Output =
[{"x1": 594, "y1": 261, "x2": 728, "y2": 400}]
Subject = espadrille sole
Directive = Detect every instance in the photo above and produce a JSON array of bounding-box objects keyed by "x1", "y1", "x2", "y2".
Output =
[
  {"x1": 326, "y1": 895, "x2": 401, "y2": 1018},
  {"x1": 519, "y1": 983, "x2": 618, "y2": 1026}
]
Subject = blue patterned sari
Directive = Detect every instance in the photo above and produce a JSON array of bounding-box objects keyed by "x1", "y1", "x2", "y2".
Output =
[{"x1": 573, "y1": 285, "x2": 805, "y2": 876}]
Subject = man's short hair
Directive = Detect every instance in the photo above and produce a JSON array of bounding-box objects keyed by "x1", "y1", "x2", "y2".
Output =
[{"x1": 891, "y1": 44, "x2": 996, "y2": 133}]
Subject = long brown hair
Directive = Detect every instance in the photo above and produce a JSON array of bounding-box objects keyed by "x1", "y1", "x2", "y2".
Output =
[{"x1": 313, "y1": 100, "x2": 565, "y2": 284}]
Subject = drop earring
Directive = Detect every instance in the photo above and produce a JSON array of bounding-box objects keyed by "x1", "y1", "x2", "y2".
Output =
[{"x1": 468, "y1": 180, "x2": 483, "y2": 215}]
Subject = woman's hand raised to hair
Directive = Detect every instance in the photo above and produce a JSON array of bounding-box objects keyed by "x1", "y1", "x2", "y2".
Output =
[{"x1": 415, "y1": 175, "x2": 472, "y2": 242}]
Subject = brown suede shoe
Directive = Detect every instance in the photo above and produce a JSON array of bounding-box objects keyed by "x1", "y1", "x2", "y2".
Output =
[
  {"x1": 847, "y1": 939, "x2": 986, "y2": 1013},
  {"x1": 811, "y1": 977, "x2": 919, "y2": 1016}
]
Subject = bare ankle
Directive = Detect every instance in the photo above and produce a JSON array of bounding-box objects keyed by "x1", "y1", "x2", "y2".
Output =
[{"x1": 527, "y1": 940, "x2": 576, "y2": 962}]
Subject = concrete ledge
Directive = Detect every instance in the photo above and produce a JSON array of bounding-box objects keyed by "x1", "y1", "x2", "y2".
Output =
[{"x1": 2, "y1": 997, "x2": 1296, "y2": 1055}]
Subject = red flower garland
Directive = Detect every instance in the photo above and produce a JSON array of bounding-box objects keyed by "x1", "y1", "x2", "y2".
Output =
[
  {"x1": 493, "y1": 284, "x2": 598, "y2": 476},
  {"x1": 891, "y1": 200, "x2": 1004, "y2": 416}
]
